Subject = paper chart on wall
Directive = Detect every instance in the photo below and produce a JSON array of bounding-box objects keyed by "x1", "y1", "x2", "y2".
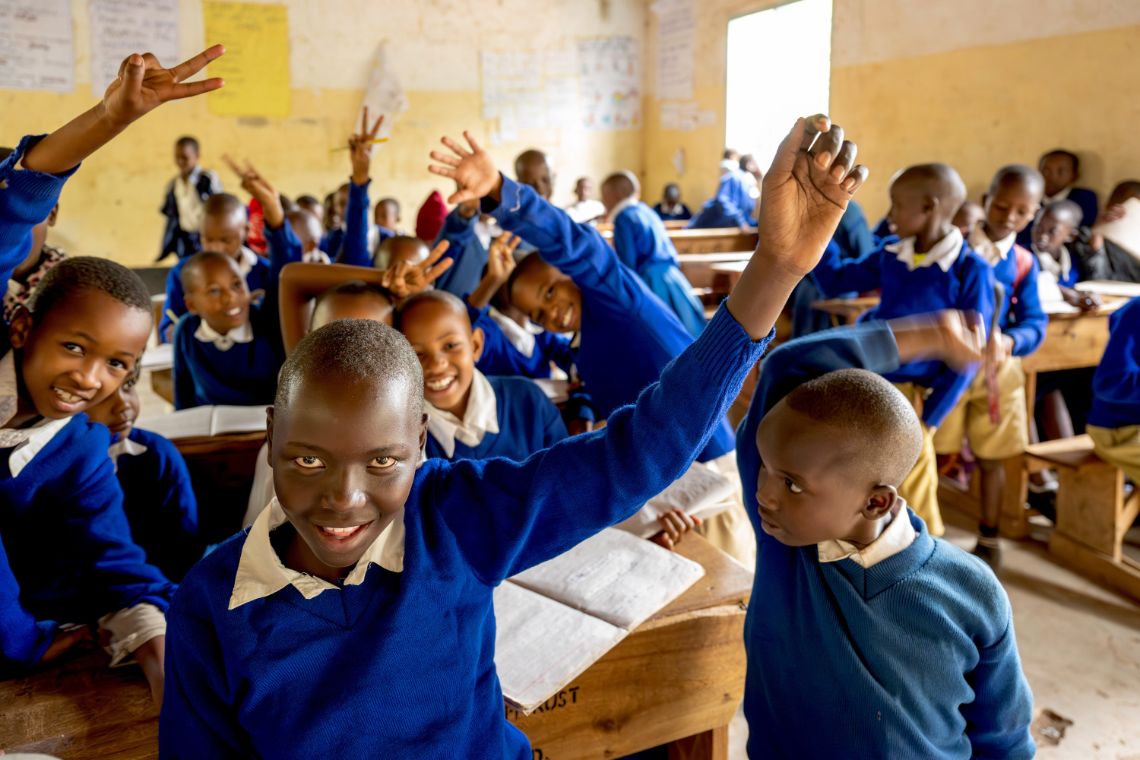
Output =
[
  {"x1": 577, "y1": 36, "x2": 641, "y2": 130},
  {"x1": 359, "y1": 42, "x2": 408, "y2": 139},
  {"x1": 0, "y1": 0, "x2": 74, "y2": 92},
  {"x1": 651, "y1": 0, "x2": 695, "y2": 101},
  {"x1": 89, "y1": 0, "x2": 179, "y2": 97},
  {"x1": 481, "y1": 49, "x2": 581, "y2": 141},
  {"x1": 203, "y1": 1, "x2": 291, "y2": 117}
]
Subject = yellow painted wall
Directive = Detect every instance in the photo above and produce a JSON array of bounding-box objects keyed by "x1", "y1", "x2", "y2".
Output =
[{"x1": 0, "y1": 0, "x2": 646, "y2": 267}]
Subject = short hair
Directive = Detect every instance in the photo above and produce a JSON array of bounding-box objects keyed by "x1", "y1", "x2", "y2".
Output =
[
  {"x1": 394, "y1": 289, "x2": 471, "y2": 332},
  {"x1": 722, "y1": 148, "x2": 738, "y2": 160},
  {"x1": 988, "y1": 164, "x2": 1044, "y2": 197},
  {"x1": 179, "y1": 251, "x2": 236, "y2": 291},
  {"x1": 1041, "y1": 199, "x2": 1083, "y2": 227},
  {"x1": 514, "y1": 149, "x2": 549, "y2": 177},
  {"x1": 275, "y1": 319, "x2": 423, "y2": 413},
  {"x1": 175, "y1": 136, "x2": 200, "y2": 153},
  {"x1": 664, "y1": 182, "x2": 681, "y2": 195},
  {"x1": 505, "y1": 251, "x2": 552, "y2": 305},
  {"x1": 892, "y1": 163, "x2": 967, "y2": 213},
  {"x1": 373, "y1": 235, "x2": 427, "y2": 269},
  {"x1": 296, "y1": 194, "x2": 321, "y2": 207},
  {"x1": 602, "y1": 171, "x2": 639, "y2": 200},
  {"x1": 286, "y1": 209, "x2": 322, "y2": 241},
  {"x1": 27, "y1": 256, "x2": 151, "y2": 325},
  {"x1": 1109, "y1": 179, "x2": 1140, "y2": 205},
  {"x1": 377, "y1": 197, "x2": 400, "y2": 213},
  {"x1": 1041, "y1": 149, "x2": 1079, "y2": 174},
  {"x1": 203, "y1": 192, "x2": 247, "y2": 221},
  {"x1": 782, "y1": 368, "x2": 923, "y2": 485},
  {"x1": 311, "y1": 280, "x2": 394, "y2": 327}
]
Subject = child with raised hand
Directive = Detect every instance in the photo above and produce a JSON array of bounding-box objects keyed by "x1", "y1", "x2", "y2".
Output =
[
  {"x1": 601, "y1": 170, "x2": 706, "y2": 338},
  {"x1": 172, "y1": 158, "x2": 302, "y2": 409},
  {"x1": 160, "y1": 114, "x2": 868, "y2": 756},
  {"x1": 812, "y1": 163, "x2": 995, "y2": 535},
  {"x1": 85, "y1": 365, "x2": 201, "y2": 581},
  {"x1": 735, "y1": 311, "x2": 1033, "y2": 758},
  {"x1": 0, "y1": 151, "x2": 65, "y2": 323},
  {"x1": 333, "y1": 108, "x2": 385, "y2": 267}
]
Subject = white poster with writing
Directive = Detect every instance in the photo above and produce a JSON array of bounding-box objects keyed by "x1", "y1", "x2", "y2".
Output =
[
  {"x1": 0, "y1": 0, "x2": 74, "y2": 92},
  {"x1": 652, "y1": 0, "x2": 695, "y2": 100},
  {"x1": 577, "y1": 36, "x2": 640, "y2": 130},
  {"x1": 89, "y1": 0, "x2": 179, "y2": 97}
]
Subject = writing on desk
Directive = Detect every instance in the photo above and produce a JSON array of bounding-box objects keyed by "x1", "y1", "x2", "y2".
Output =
[{"x1": 505, "y1": 686, "x2": 581, "y2": 722}]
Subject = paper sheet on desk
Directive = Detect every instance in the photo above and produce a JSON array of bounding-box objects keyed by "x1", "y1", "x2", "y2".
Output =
[
  {"x1": 615, "y1": 461, "x2": 735, "y2": 539},
  {"x1": 1076, "y1": 280, "x2": 1140, "y2": 299},
  {"x1": 494, "y1": 528, "x2": 704, "y2": 713},
  {"x1": 1096, "y1": 197, "x2": 1140, "y2": 260},
  {"x1": 137, "y1": 405, "x2": 267, "y2": 440}
]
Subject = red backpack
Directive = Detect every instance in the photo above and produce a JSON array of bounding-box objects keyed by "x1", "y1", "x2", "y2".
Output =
[{"x1": 1010, "y1": 243, "x2": 1035, "y2": 306}]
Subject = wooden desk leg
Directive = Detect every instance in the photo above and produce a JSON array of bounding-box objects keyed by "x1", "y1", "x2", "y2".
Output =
[
  {"x1": 667, "y1": 725, "x2": 729, "y2": 760},
  {"x1": 1000, "y1": 455, "x2": 1029, "y2": 539}
]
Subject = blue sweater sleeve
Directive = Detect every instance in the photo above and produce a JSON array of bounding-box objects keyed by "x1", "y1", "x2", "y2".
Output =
[
  {"x1": 536, "y1": 330, "x2": 576, "y2": 375},
  {"x1": 172, "y1": 318, "x2": 198, "y2": 411},
  {"x1": 0, "y1": 535, "x2": 59, "y2": 666},
  {"x1": 811, "y1": 240, "x2": 884, "y2": 298},
  {"x1": 1093, "y1": 300, "x2": 1140, "y2": 406},
  {"x1": 0, "y1": 134, "x2": 78, "y2": 287},
  {"x1": 1007, "y1": 256, "x2": 1047, "y2": 356},
  {"x1": 611, "y1": 212, "x2": 640, "y2": 271},
  {"x1": 430, "y1": 304, "x2": 770, "y2": 584},
  {"x1": 336, "y1": 180, "x2": 371, "y2": 267}
]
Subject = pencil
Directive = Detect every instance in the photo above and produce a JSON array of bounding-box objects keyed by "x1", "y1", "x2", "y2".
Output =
[{"x1": 330, "y1": 137, "x2": 389, "y2": 152}]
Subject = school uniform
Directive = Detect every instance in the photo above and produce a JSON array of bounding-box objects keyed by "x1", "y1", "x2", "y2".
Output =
[
  {"x1": 933, "y1": 229, "x2": 1047, "y2": 461},
  {"x1": 736, "y1": 323, "x2": 1034, "y2": 759},
  {"x1": 172, "y1": 222, "x2": 302, "y2": 409},
  {"x1": 112, "y1": 427, "x2": 201, "y2": 582},
  {"x1": 653, "y1": 200, "x2": 692, "y2": 222},
  {"x1": 1087, "y1": 297, "x2": 1140, "y2": 482},
  {"x1": 424, "y1": 372, "x2": 567, "y2": 462},
  {"x1": 159, "y1": 303, "x2": 771, "y2": 757},
  {"x1": 432, "y1": 209, "x2": 490, "y2": 299},
  {"x1": 470, "y1": 304, "x2": 575, "y2": 380},
  {"x1": 159, "y1": 246, "x2": 270, "y2": 343},
  {"x1": 337, "y1": 180, "x2": 373, "y2": 267},
  {"x1": 813, "y1": 228, "x2": 994, "y2": 533},
  {"x1": 0, "y1": 352, "x2": 175, "y2": 671},
  {"x1": 1017, "y1": 186, "x2": 1100, "y2": 249},
  {"x1": 687, "y1": 171, "x2": 756, "y2": 229},
  {"x1": 0, "y1": 134, "x2": 75, "y2": 289},
  {"x1": 159, "y1": 167, "x2": 221, "y2": 262},
  {"x1": 610, "y1": 198, "x2": 706, "y2": 338},
  {"x1": 791, "y1": 200, "x2": 876, "y2": 337}
]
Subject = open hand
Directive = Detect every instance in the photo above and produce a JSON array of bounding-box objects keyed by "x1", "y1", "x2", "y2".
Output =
[
  {"x1": 756, "y1": 115, "x2": 869, "y2": 278},
  {"x1": 933, "y1": 310, "x2": 986, "y2": 370},
  {"x1": 380, "y1": 240, "x2": 454, "y2": 299},
  {"x1": 428, "y1": 132, "x2": 500, "y2": 204},
  {"x1": 487, "y1": 233, "x2": 521, "y2": 282},
  {"x1": 103, "y1": 45, "x2": 225, "y2": 129},
  {"x1": 349, "y1": 107, "x2": 385, "y2": 185},
  {"x1": 223, "y1": 156, "x2": 283, "y2": 228},
  {"x1": 649, "y1": 509, "x2": 701, "y2": 551}
]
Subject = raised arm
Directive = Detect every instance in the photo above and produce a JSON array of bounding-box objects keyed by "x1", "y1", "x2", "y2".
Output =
[
  {"x1": 467, "y1": 233, "x2": 520, "y2": 309},
  {"x1": 338, "y1": 109, "x2": 384, "y2": 267},
  {"x1": 278, "y1": 262, "x2": 389, "y2": 351},
  {"x1": 222, "y1": 157, "x2": 300, "y2": 286}
]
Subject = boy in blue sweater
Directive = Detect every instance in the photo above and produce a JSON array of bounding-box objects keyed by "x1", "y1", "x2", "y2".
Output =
[
  {"x1": 0, "y1": 42, "x2": 223, "y2": 702},
  {"x1": 653, "y1": 182, "x2": 692, "y2": 221},
  {"x1": 1086, "y1": 297, "x2": 1140, "y2": 482},
  {"x1": 601, "y1": 171, "x2": 706, "y2": 338},
  {"x1": 86, "y1": 365, "x2": 202, "y2": 581},
  {"x1": 1018, "y1": 149, "x2": 1099, "y2": 247},
  {"x1": 935, "y1": 165, "x2": 1047, "y2": 566},
  {"x1": 688, "y1": 169, "x2": 757, "y2": 229},
  {"x1": 172, "y1": 160, "x2": 302, "y2": 409},
  {"x1": 160, "y1": 113, "x2": 869, "y2": 756},
  {"x1": 813, "y1": 163, "x2": 995, "y2": 535},
  {"x1": 736, "y1": 313, "x2": 1034, "y2": 759}
]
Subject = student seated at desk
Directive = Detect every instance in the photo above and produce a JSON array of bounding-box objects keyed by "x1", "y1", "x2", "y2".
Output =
[
  {"x1": 812, "y1": 164, "x2": 995, "y2": 535},
  {"x1": 1071, "y1": 180, "x2": 1140, "y2": 284},
  {"x1": 565, "y1": 176, "x2": 606, "y2": 224},
  {"x1": 373, "y1": 196, "x2": 402, "y2": 241},
  {"x1": 653, "y1": 182, "x2": 692, "y2": 222},
  {"x1": 160, "y1": 112, "x2": 867, "y2": 756},
  {"x1": 1017, "y1": 148, "x2": 1099, "y2": 249},
  {"x1": 172, "y1": 160, "x2": 302, "y2": 410},
  {"x1": 736, "y1": 314, "x2": 1033, "y2": 759},
  {"x1": 601, "y1": 171, "x2": 706, "y2": 338},
  {"x1": 1086, "y1": 296, "x2": 1140, "y2": 483},
  {"x1": 687, "y1": 168, "x2": 757, "y2": 229},
  {"x1": 86, "y1": 366, "x2": 201, "y2": 582}
]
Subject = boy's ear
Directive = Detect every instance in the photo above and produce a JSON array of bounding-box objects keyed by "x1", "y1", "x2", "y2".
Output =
[
  {"x1": 47, "y1": 205, "x2": 59, "y2": 227},
  {"x1": 265, "y1": 407, "x2": 275, "y2": 462},
  {"x1": 8, "y1": 306, "x2": 33, "y2": 349},
  {"x1": 183, "y1": 291, "x2": 200, "y2": 315},
  {"x1": 418, "y1": 412, "x2": 428, "y2": 451},
  {"x1": 470, "y1": 326, "x2": 485, "y2": 362},
  {"x1": 862, "y1": 484, "x2": 898, "y2": 520}
]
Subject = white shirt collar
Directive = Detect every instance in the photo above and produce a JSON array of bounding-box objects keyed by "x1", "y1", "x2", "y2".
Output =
[
  {"x1": 474, "y1": 217, "x2": 502, "y2": 251},
  {"x1": 607, "y1": 196, "x2": 638, "y2": 224},
  {"x1": 488, "y1": 306, "x2": 537, "y2": 358},
  {"x1": 1046, "y1": 186, "x2": 1071, "y2": 203},
  {"x1": 194, "y1": 318, "x2": 254, "y2": 351},
  {"x1": 302, "y1": 249, "x2": 330, "y2": 265},
  {"x1": 885, "y1": 227, "x2": 963, "y2": 273},
  {"x1": 425, "y1": 370, "x2": 499, "y2": 458},
  {"x1": 235, "y1": 246, "x2": 259, "y2": 277},
  {"x1": 968, "y1": 226, "x2": 1016, "y2": 265},
  {"x1": 1034, "y1": 245, "x2": 1071, "y2": 281},
  {"x1": 109, "y1": 433, "x2": 148, "y2": 471},
  {"x1": 0, "y1": 351, "x2": 72, "y2": 475},
  {"x1": 229, "y1": 498, "x2": 405, "y2": 610},
  {"x1": 817, "y1": 502, "x2": 917, "y2": 568}
]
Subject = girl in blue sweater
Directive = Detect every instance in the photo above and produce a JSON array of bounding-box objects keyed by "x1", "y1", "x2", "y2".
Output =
[
  {"x1": 1086, "y1": 297, "x2": 1140, "y2": 482},
  {"x1": 160, "y1": 113, "x2": 870, "y2": 757}
]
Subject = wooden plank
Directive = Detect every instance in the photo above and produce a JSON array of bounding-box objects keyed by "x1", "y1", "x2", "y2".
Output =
[
  {"x1": 653, "y1": 534, "x2": 753, "y2": 619},
  {"x1": 811, "y1": 296, "x2": 881, "y2": 324},
  {"x1": 1054, "y1": 460, "x2": 1126, "y2": 559},
  {"x1": 669, "y1": 725, "x2": 730, "y2": 760},
  {"x1": 1049, "y1": 531, "x2": 1140, "y2": 604},
  {"x1": 174, "y1": 432, "x2": 265, "y2": 544},
  {"x1": 1021, "y1": 310, "x2": 1111, "y2": 374},
  {"x1": 1024, "y1": 435, "x2": 1098, "y2": 471},
  {"x1": 149, "y1": 367, "x2": 173, "y2": 405}
]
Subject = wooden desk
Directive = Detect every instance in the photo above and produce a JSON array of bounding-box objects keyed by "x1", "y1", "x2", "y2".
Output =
[
  {"x1": 0, "y1": 538, "x2": 750, "y2": 759},
  {"x1": 175, "y1": 432, "x2": 265, "y2": 544},
  {"x1": 679, "y1": 252, "x2": 752, "y2": 293},
  {"x1": 668, "y1": 228, "x2": 758, "y2": 256},
  {"x1": 709, "y1": 261, "x2": 747, "y2": 297},
  {"x1": 811, "y1": 296, "x2": 880, "y2": 326}
]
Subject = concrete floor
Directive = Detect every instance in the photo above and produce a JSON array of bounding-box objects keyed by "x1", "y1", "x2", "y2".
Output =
[{"x1": 728, "y1": 514, "x2": 1140, "y2": 759}]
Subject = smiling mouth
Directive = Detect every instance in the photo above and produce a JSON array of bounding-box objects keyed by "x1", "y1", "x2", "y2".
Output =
[
  {"x1": 426, "y1": 375, "x2": 456, "y2": 393},
  {"x1": 314, "y1": 521, "x2": 373, "y2": 544},
  {"x1": 226, "y1": 306, "x2": 243, "y2": 317},
  {"x1": 558, "y1": 306, "x2": 574, "y2": 330},
  {"x1": 52, "y1": 386, "x2": 91, "y2": 405}
]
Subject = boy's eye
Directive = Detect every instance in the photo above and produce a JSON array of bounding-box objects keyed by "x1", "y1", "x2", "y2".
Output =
[
  {"x1": 784, "y1": 477, "x2": 803, "y2": 495},
  {"x1": 445, "y1": 341, "x2": 460, "y2": 351},
  {"x1": 370, "y1": 456, "x2": 396, "y2": 469},
  {"x1": 293, "y1": 455, "x2": 324, "y2": 469},
  {"x1": 108, "y1": 358, "x2": 129, "y2": 371},
  {"x1": 62, "y1": 342, "x2": 83, "y2": 355}
]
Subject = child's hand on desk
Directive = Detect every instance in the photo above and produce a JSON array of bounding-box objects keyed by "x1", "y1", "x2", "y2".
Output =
[
  {"x1": 428, "y1": 132, "x2": 502, "y2": 204},
  {"x1": 223, "y1": 157, "x2": 284, "y2": 229},
  {"x1": 1061, "y1": 286, "x2": 1100, "y2": 312},
  {"x1": 650, "y1": 509, "x2": 701, "y2": 551},
  {"x1": 349, "y1": 107, "x2": 385, "y2": 186},
  {"x1": 134, "y1": 635, "x2": 166, "y2": 707},
  {"x1": 40, "y1": 624, "x2": 94, "y2": 664},
  {"x1": 380, "y1": 241, "x2": 454, "y2": 299}
]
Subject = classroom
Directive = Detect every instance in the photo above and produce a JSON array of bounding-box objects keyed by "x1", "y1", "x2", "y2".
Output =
[{"x1": 1, "y1": 0, "x2": 1139, "y2": 758}]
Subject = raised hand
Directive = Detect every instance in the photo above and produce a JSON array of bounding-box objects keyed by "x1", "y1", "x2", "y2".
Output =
[
  {"x1": 380, "y1": 241, "x2": 454, "y2": 299},
  {"x1": 349, "y1": 107, "x2": 385, "y2": 185},
  {"x1": 103, "y1": 45, "x2": 225, "y2": 129},
  {"x1": 223, "y1": 156, "x2": 283, "y2": 228},
  {"x1": 487, "y1": 233, "x2": 521, "y2": 282},
  {"x1": 428, "y1": 132, "x2": 500, "y2": 204}
]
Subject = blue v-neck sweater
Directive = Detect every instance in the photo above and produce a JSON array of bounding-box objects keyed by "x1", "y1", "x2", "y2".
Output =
[
  {"x1": 160, "y1": 304, "x2": 770, "y2": 758},
  {"x1": 486, "y1": 176, "x2": 735, "y2": 462},
  {"x1": 735, "y1": 324, "x2": 1034, "y2": 759},
  {"x1": 468, "y1": 304, "x2": 576, "y2": 380},
  {"x1": 1089, "y1": 296, "x2": 1140, "y2": 429}
]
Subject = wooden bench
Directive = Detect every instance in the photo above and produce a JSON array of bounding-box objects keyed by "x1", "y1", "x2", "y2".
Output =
[{"x1": 1025, "y1": 435, "x2": 1140, "y2": 602}]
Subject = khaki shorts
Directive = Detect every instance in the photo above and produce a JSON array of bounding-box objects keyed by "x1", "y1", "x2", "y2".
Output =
[
  {"x1": 933, "y1": 359, "x2": 1028, "y2": 460},
  {"x1": 698, "y1": 451, "x2": 757, "y2": 569},
  {"x1": 1088, "y1": 424, "x2": 1140, "y2": 483},
  {"x1": 893, "y1": 383, "x2": 944, "y2": 536}
]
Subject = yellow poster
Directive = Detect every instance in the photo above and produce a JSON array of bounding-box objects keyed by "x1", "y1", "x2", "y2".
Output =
[{"x1": 203, "y1": 2, "x2": 290, "y2": 117}]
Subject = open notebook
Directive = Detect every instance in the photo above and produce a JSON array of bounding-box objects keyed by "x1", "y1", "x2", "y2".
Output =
[
  {"x1": 614, "y1": 461, "x2": 736, "y2": 539},
  {"x1": 494, "y1": 528, "x2": 704, "y2": 713},
  {"x1": 137, "y1": 405, "x2": 267, "y2": 440}
]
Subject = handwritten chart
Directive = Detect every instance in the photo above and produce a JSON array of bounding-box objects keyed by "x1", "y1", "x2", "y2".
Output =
[
  {"x1": 203, "y1": 2, "x2": 290, "y2": 117},
  {"x1": 577, "y1": 37, "x2": 640, "y2": 130},
  {"x1": 0, "y1": 0, "x2": 74, "y2": 92},
  {"x1": 90, "y1": 0, "x2": 179, "y2": 97},
  {"x1": 652, "y1": 0, "x2": 695, "y2": 100}
]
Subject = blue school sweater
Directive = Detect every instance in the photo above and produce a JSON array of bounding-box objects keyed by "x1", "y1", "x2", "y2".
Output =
[
  {"x1": 735, "y1": 324, "x2": 1035, "y2": 759},
  {"x1": 433, "y1": 209, "x2": 489, "y2": 298},
  {"x1": 172, "y1": 223, "x2": 301, "y2": 409},
  {"x1": 486, "y1": 177, "x2": 736, "y2": 462},
  {"x1": 991, "y1": 244, "x2": 1047, "y2": 357},
  {"x1": 0, "y1": 414, "x2": 176, "y2": 669},
  {"x1": 1018, "y1": 186, "x2": 1100, "y2": 249},
  {"x1": 652, "y1": 200, "x2": 692, "y2": 221},
  {"x1": 115, "y1": 427, "x2": 201, "y2": 582},
  {"x1": 336, "y1": 180, "x2": 372, "y2": 267},
  {"x1": 159, "y1": 304, "x2": 770, "y2": 758},
  {"x1": 688, "y1": 171, "x2": 756, "y2": 229},
  {"x1": 0, "y1": 134, "x2": 77, "y2": 290},
  {"x1": 812, "y1": 235, "x2": 995, "y2": 427},
  {"x1": 160, "y1": 251, "x2": 271, "y2": 342},
  {"x1": 470, "y1": 304, "x2": 575, "y2": 380},
  {"x1": 425, "y1": 375, "x2": 568, "y2": 461},
  {"x1": 612, "y1": 201, "x2": 706, "y2": 338},
  {"x1": 1088, "y1": 297, "x2": 1140, "y2": 429}
]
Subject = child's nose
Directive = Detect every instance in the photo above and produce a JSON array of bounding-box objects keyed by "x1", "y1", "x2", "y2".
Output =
[
  {"x1": 324, "y1": 469, "x2": 367, "y2": 512},
  {"x1": 71, "y1": 362, "x2": 102, "y2": 391}
]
